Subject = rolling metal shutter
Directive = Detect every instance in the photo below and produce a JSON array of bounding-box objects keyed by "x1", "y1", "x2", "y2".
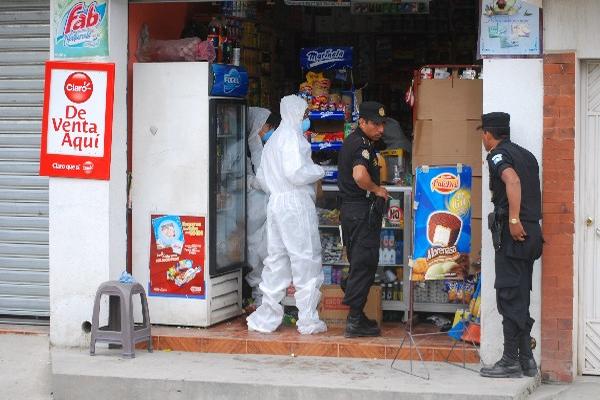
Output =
[{"x1": 0, "y1": 0, "x2": 49, "y2": 320}]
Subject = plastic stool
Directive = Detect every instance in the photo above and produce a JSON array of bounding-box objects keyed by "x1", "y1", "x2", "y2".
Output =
[{"x1": 90, "y1": 280, "x2": 152, "y2": 358}]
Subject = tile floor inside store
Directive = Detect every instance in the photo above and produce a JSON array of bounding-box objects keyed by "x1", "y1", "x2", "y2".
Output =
[{"x1": 138, "y1": 317, "x2": 480, "y2": 363}]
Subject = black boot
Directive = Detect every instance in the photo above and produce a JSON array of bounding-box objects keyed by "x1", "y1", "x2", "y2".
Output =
[
  {"x1": 481, "y1": 318, "x2": 523, "y2": 378},
  {"x1": 519, "y1": 356, "x2": 538, "y2": 377},
  {"x1": 480, "y1": 356, "x2": 523, "y2": 378},
  {"x1": 345, "y1": 314, "x2": 381, "y2": 338},
  {"x1": 518, "y1": 319, "x2": 537, "y2": 377},
  {"x1": 361, "y1": 312, "x2": 378, "y2": 328}
]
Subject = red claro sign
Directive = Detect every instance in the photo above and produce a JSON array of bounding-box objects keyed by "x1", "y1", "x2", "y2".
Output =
[
  {"x1": 64, "y1": 72, "x2": 94, "y2": 103},
  {"x1": 39, "y1": 61, "x2": 115, "y2": 180}
]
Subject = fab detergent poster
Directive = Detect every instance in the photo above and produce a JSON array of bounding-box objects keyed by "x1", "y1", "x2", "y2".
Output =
[
  {"x1": 149, "y1": 215, "x2": 206, "y2": 299},
  {"x1": 412, "y1": 165, "x2": 472, "y2": 281},
  {"x1": 53, "y1": 0, "x2": 109, "y2": 59}
]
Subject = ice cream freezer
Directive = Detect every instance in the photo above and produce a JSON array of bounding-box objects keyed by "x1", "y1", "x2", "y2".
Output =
[{"x1": 132, "y1": 62, "x2": 248, "y2": 326}]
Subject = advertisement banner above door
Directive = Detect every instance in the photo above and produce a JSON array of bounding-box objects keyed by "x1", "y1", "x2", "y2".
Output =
[
  {"x1": 39, "y1": 61, "x2": 115, "y2": 180},
  {"x1": 300, "y1": 47, "x2": 353, "y2": 71}
]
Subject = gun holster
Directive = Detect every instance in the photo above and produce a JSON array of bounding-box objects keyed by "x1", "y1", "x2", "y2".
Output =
[
  {"x1": 368, "y1": 196, "x2": 386, "y2": 230},
  {"x1": 488, "y1": 211, "x2": 505, "y2": 251}
]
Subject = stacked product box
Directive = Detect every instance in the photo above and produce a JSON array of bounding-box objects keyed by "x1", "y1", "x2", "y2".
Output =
[{"x1": 412, "y1": 66, "x2": 482, "y2": 266}]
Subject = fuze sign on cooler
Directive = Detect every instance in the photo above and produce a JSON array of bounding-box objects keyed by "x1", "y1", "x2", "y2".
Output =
[{"x1": 39, "y1": 61, "x2": 115, "y2": 180}]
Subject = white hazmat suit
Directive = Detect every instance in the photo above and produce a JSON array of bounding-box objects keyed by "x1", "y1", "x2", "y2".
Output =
[
  {"x1": 245, "y1": 107, "x2": 271, "y2": 305},
  {"x1": 247, "y1": 95, "x2": 327, "y2": 335}
]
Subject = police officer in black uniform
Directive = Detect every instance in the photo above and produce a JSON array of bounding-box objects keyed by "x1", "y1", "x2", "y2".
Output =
[
  {"x1": 338, "y1": 101, "x2": 389, "y2": 338},
  {"x1": 478, "y1": 112, "x2": 543, "y2": 378}
]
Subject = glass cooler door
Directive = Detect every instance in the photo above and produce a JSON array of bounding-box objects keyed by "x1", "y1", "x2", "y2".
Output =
[{"x1": 209, "y1": 99, "x2": 247, "y2": 276}]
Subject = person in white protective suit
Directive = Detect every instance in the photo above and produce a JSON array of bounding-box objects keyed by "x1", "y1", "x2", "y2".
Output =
[
  {"x1": 245, "y1": 107, "x2": 280, "y2": 306},
  {"x1": 247, "y1": 95, "x2": 327, "y2": 335}
]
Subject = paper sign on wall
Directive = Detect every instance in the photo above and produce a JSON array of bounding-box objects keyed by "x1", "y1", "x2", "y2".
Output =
[
  {"x1": 53, "y1": 0, "x2": 109, "y2": 59},
  {"x1": 39, "y1": 61, "x2": 115, "y2": 180},
  {"x1": 149, "y1": 215, "x2": 206, "y2": 299},
  {"x1": 478, "y1": 0, "x2": 542, "y2": 58}
]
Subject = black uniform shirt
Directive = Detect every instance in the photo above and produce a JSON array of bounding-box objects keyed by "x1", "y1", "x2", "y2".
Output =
[
  {"x1": 487, "y1": 139, "x2": 542, "y2": 222},
  {"x1": 338, "y1": 128, "x2": 380, "y2": 202}
]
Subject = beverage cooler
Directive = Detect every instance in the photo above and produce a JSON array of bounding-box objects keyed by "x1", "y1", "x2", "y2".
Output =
[{"x1": 132, "y1": 62, "x2": 248, "y2": 326}]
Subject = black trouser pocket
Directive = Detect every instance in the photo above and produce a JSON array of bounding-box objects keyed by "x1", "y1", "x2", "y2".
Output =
[{"x1": 504, "y1": 222, "x2": 543, "y2": 261}]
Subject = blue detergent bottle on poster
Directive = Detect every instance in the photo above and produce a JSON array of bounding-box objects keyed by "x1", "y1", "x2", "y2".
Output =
[
  {"x1": 379, "y1": 230, "x2": 385, "y2": 263},
  {"x1": 396, "y1": 240, "x2": 403, "y2": 265},
  {"x1": 388, "y1": 231, "x2": 395, "y2": 264}
]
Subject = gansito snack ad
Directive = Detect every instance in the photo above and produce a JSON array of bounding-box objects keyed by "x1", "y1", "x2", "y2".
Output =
[
  {"x1": 412, "y1": 165, "x2": 472, "y2": 281},
  {"x1": 149, "y1": 215, "x2": 206, "y2": 298}
]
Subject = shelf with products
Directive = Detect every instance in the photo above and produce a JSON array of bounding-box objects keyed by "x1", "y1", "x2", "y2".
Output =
[{"x1": 314, "y1": 185, "x2": 412, "y2": 312}]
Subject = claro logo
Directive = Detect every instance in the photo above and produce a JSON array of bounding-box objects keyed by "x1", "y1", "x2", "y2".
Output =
[
  {"x1": 64, "y1": 71, "x2": 93, "y2": 103},
  {"x1": 430, "y1": 173, "x2": 460, "y2": 194}
]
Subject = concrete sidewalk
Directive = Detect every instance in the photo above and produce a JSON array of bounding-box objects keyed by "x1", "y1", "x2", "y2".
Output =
[
  {"x1": 529, "y1": 376, "x2": 600, "y2": 399},
  {"x1": 15, "y1": 330, "x2": 600, "y2": 400},
  {"x1": 0, "y1": 333, "x2": 52, "y2": 400},
  {"x1": 52, "y1": 345, "x2": 539, "y2": 400}
]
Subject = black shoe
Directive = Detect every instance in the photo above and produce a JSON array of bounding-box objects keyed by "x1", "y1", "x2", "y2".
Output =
[
  {"x1": 360, "y1": 312, "x2": 378, "y2": 329},
  {"x1": 520, "y1": 357, "x2": 538, "y2": 377},
  {"x1": 480, "y1": 356, "x2": 523, "y2": 378},
  {"x1": 345, "y1": 314, "x2": 381, "y2": 338}
]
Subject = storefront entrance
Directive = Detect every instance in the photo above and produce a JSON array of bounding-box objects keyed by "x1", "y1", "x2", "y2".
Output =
[{"x1": 127, "y1": 0, "x2": 483, "y2": 350}]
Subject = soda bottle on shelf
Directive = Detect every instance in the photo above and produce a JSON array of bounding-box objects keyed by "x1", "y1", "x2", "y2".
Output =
[
  {"x1": 396, "y1": 240, "x2": 403, "y2": 264},
  {"x1": 232, "y1": 40, "x2": 241, "y2": 66},
  {"x1": 388, "y1": 231, "x2": 395, "y2": 264},
  {"x1": 218, "y1": 24, "x2": 228, "y2": 63},
  {"x1": 207, "y1": 18, "x2": 220, "y2": 61},
  {"x1": 222, "y1": 39, "x2": 233, "y2": 64},
  {"x1": 379, "y1": 230, "x2": 385, "y2": 264}
]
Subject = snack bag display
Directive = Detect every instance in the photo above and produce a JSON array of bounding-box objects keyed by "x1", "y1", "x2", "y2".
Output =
[{"x1": 412, "y1": 165, "x2": 472, "y2": 281}]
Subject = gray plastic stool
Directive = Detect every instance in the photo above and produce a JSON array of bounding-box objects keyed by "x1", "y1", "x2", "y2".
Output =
[{"x1": 90, "y1": 280, "x2": 152, "y2": 358}]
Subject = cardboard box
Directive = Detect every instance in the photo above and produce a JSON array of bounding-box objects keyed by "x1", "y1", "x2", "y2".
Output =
[
  {"x1": 412, "y1": 119, "x2": 483, "y2": 176},
  {"x1": 318, "y1": 285, "x2": 382, "y2": 328},
  {"x1": 416, "y1": 76, "x2": 482, "y2": 121}
]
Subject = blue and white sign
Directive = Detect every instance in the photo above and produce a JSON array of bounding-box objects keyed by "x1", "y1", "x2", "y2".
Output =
[
  {"x1": 412, "y1": 165, "x2": 472, "y2": 281},
  {"x1": 300, "y1": 47, "x2": 353, "y2": 71},
  {"x1": 478, "y1": 0, "x2": 542, "y2": 58},
  {"x1": 210, "y1": 64, "x2": 249, "y2": 98}
]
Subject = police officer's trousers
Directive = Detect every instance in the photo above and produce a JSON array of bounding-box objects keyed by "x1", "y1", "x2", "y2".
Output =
[
  {"x1": 340, "y1": 202, "x2": 381, "y2": 313},
  {"x1": 495, "y1": 250, "x2": 535, "y2": 361}
]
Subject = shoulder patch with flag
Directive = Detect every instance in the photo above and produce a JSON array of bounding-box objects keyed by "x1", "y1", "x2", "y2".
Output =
[
  {"x1": 492, "y1": 154, "x2": 503, "y2": 165},
  {"x1": 362, "y1": 149, "x2": 370, "y2": 160}
]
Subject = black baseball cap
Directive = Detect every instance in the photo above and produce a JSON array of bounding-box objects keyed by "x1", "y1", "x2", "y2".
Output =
[
  {"x1": 477, "y1": 112, "x2": 510, "y2": 135},
  {"x1": 359, "y1": 101, "x2": 387, "y2": 123}
]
